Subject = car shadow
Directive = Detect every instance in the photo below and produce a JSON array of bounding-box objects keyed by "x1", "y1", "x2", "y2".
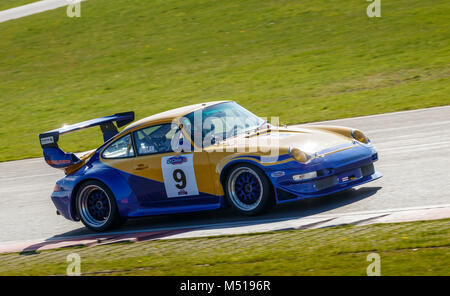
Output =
[
  {"x1": 51, "y1": 186, "x2": 382, "y2": 237},
  {"x1": 17, "y1": 186, "x2": 381, "y2": 254}
]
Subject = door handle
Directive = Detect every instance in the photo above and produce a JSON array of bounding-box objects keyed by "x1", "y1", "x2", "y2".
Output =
[{"x1": 133, "y1": 163, "x2": 148, "y2": 170}]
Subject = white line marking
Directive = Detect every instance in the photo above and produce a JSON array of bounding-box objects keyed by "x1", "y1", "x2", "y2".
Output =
[
  {"x1": 365, "y1": 121, "x2": 450, "y2": 134},
  {"x1": 379, "y1": 141, "x2": 450, "y2": 152},
  {"x1": 0, "y1": 173, "x2": 62, "y2": 182},
  {"x1": 382, "y1": 146, "x2": 450, "y2": 156},
  {"x1": 0, "y1": 0, "x2": 85, "y2": 23},
  {"x1": 309, "y1": 105, "x2": 450, "y2": 124}
]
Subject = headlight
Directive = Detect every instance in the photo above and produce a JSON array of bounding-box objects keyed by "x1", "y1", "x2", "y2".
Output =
[
  {"x1": 351, "y1": 129, "x2": 370, "y2": 144},
  {"x1": 289, "y1": 147, "x2": 311, "y2": 163}
]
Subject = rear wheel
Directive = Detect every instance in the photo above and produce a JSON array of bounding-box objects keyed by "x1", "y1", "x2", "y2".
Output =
[
  {"x1": 225, "y1": 164, "x2": 274, "y2": 216},
  {"x1": 76, "y1": 181, "x2": 125, "y2": 232}
]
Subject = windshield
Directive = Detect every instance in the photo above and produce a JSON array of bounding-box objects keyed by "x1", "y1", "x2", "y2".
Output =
[{"x1": 183, "y1": 102, "x2": 265, "y2": 147}]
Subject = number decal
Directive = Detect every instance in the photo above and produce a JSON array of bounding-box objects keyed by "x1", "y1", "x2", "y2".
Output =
[
  {"x1": 173, "y1": 169, "x2": 186, "y2": 189},
  {"x1": 161, "y1": 154, "x2": 199, "y2": 198}
]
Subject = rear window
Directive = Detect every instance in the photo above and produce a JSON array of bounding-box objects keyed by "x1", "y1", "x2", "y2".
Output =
[{"x1": 102, "y1": 134, "x2": 135, "y2": 159}]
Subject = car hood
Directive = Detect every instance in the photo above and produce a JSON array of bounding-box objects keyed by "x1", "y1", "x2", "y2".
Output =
[{"x1": 220, "y1": 126, "x2": 352, "y2": 155}]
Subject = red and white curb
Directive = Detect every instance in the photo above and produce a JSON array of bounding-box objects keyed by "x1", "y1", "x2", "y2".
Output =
[
  {"x1": 0, "y1": 204, "x2": 449, "y2": 254},
  {"x1": 165, "y1": 204, "x2": 450, "y2": 239},
  {"x1": 0, "y1": 228, "x2": 193, "y2": 254}
]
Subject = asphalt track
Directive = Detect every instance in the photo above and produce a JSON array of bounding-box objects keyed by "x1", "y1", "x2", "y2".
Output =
[{"x1": 1, "y1": 106, "x2": 449, "y2": 244}]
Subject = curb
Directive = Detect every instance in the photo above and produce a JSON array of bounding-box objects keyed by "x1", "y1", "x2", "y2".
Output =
[{"x1": 1, "y1": 205, "x2": 449, "y2": 254}]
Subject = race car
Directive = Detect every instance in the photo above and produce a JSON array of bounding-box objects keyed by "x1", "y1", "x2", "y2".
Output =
[{"x1": 39, "y1": 101, "x2": 381, "y2": 231}]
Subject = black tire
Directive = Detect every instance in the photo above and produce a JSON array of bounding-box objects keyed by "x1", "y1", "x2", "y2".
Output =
[
  {"x1": 75, "y1": 180, "x2": 125, "y2": 232},
  {"x1": 224, "y1": 163, "x2": 274, "y2": 216}
]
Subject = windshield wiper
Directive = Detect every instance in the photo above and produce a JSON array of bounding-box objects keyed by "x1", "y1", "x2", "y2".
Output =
[
  {"x1": 246, "y1": 120, "x2": 270, "y2": 135},
  {"x1": 258, "y1": 120, "x2": 269, "y2": 130}
]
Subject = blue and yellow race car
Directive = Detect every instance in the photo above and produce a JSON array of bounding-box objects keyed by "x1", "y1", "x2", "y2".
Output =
[{"x1": 39, "y1": 101, "x2": 381, "y2": 231}]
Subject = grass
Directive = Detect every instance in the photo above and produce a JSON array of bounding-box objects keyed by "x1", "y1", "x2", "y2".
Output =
[
  {"x1": 0, "y1": 0, "x2": 449, "y2": 161},
  {"x1": 0, "y1": 219, "x2": 448, "y2": 275},
  {"x1": 0, "y1": 0, "x2": 36, "y2": 11}
]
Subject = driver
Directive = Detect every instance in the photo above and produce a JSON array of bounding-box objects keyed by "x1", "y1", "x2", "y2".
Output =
[{"x1": 149, "y1": 124, "x2": 172, "y2": 153}]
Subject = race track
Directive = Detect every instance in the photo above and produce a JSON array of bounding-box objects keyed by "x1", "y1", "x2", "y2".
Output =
[{"x1": 0, "y1": 106, "x2": 449, "y2": 244}]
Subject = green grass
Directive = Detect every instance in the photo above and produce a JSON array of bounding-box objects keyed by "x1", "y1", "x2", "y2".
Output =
[
  {"x1": 0, "y1": 219, "x2": 448, "y2": 275},
  {"x1": 0, "y1": 0, "x2": 36, "y2": 11},
  {"x1": 0, "y1": 0, "x2": 449, "y2": 161}
]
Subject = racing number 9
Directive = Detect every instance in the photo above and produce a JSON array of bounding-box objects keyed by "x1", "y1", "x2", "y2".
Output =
[{"x1": 173, "y1": 169, "x2": 186, "y2": 189}]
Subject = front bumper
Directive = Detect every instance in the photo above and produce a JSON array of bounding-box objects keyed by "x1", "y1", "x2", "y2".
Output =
[{"x1": 272, "y1": 144, "x2": 382, "y2": 202}]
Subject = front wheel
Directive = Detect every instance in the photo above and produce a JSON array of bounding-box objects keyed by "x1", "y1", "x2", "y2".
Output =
[
  {"x1": 224, "y1": 164, "x2": 274, "y2": 216},
  {"x1": 76, "y1": 180, "x2": 125, "y2": 232}
]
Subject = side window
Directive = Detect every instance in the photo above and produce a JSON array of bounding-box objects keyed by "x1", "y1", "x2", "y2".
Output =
[
  {"x1": 134, "y1": 123, "x2": 179, "y2": 155},
  {"x1": 102, "y1": 134, "x2": 135, "y2": 159}
]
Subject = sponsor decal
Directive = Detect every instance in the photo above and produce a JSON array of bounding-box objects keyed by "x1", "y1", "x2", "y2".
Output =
[
  {"x1": 40, "y1": 136, "x2": 54, "y2": 146},
  {"x1": 46, "y1": 159, "x2": 72, "y2": 165},
  {"x1": 162, "y1": 154, "x2": 199, "y2": 198},
  {"x1": 167, "y1": 156, "x2": 188, "y2": 165},
  {"x1": 271, "y1": 171, "x2": 285, "y2": 178},
  {"x1": 341, "y1": 176, "x2": 359, "y2": 182}
]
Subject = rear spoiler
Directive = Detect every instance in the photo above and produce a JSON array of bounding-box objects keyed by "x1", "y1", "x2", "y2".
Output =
[{"x1": 38, "y1": 112, "x2": 134, "y2": 169}]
